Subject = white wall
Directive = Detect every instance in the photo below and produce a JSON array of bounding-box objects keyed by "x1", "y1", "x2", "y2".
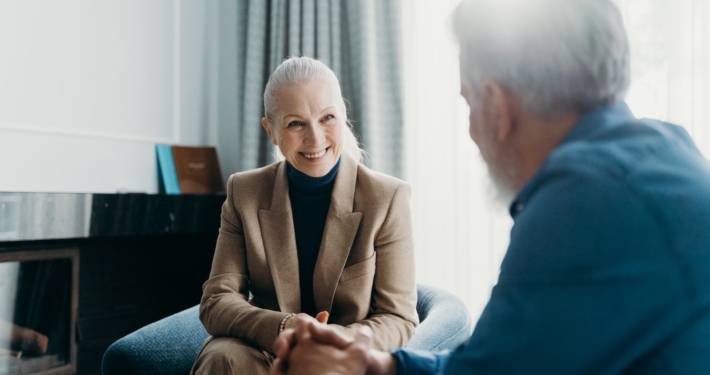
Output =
[
  {"x1": 401, "y1": 0, "x2": 512, "y2": 318},
  {"x1": 0, "y1": 0, "x2": 210, "y2": 193}
]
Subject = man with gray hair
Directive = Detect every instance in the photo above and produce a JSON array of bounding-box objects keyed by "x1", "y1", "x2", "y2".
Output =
[{"x1": 270, "y1": 0, "x2": 710, "y2": 373}]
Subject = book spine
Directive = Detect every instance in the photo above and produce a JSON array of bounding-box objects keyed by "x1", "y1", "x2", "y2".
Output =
[{"x1": 156, "y1": 144, "x2": 181, "y2": 195}]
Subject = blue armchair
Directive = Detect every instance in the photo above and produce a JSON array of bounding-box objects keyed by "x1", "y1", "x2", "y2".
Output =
[{"x1": 102, "y1": 284, "x2": 472, "y2": 375}]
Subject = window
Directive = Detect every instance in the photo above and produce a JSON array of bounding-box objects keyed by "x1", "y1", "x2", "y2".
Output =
[{"x1": 402, "y1": 0, "x2": 710, "y2": 319}]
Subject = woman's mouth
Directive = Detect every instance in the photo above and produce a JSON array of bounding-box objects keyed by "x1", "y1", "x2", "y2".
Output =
[{"x1": 302, "y1": 147, "x2": 328, "y2": 159}]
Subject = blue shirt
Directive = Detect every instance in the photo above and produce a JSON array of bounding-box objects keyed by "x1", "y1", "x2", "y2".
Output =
[
  {"x1": 287, "y1": 157, "x2": 341, "y2": 316},
  {"x1": 393, "y1": 102, "x2": 710, "y2": 374}
]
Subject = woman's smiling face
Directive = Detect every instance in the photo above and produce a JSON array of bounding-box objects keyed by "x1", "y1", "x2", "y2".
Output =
[{"x1": 262, "y1": 79, "x2": 344, "y2": 177}]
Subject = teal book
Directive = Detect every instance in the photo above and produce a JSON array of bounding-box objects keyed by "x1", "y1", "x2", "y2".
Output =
[{"x1": 156, "y1": 144, "x2": 181, "y2": 194}]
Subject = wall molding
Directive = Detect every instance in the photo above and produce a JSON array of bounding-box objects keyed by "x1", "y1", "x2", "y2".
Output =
[{"x1": 0, "y1": 122, "x2": 175, "y2": 144}]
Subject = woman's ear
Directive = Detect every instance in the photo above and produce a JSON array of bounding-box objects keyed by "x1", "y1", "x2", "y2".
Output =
[
  {"x1": 262, "y1": 118, "x2": 278, "y2": 145},
  {"x1": 483, "y1": 80, "x2": 517, "y2": 142}
]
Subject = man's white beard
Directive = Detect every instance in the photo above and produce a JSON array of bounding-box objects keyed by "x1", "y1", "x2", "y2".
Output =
[
  {"x1": 469, "y1": 103, "x2": 518, "y2": 209},
  {"x1": 480, "y1": 152, "x2": 517, "y2": 209}
]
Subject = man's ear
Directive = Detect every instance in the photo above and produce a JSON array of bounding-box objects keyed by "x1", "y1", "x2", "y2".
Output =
[
  {"x1": 262, "y1": 118, "x2": 278, "y2": 145},
  {"x1": 483, "y1": 80, "x2": 517, "y2": 142}
]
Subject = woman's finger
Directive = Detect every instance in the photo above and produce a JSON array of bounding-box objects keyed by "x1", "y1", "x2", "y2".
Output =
[
  {"x1": 273, "y1": 328, "x2": 296, "y2": 360},
  {"x1": 270, "y1": 358, "x2": 288, "y2": 375},
  {"x1": 315, "y1": 311, "x2": 329, "y2": 324}
]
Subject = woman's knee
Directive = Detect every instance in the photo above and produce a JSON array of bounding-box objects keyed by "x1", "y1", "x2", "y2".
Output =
[{"x1": 191, "y1": 337, "x2": 272, "y2": 375}]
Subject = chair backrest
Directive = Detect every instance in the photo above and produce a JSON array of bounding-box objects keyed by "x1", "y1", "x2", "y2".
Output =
[
  {"x1": 102, "y1": 284, "x2": 473, "y2": 375},
  {"x1": 102, "y1": 305, "x2": 208, "y2": 375}
]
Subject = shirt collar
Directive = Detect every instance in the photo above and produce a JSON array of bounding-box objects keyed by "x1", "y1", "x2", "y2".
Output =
[{"x1": 508, "y1": 101, "x2": 637, "y2": 217}]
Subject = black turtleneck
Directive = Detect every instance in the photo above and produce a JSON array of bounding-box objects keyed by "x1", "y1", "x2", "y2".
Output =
[{"x1": 287, "y1": 157, "x2": 341, "y2": 316}]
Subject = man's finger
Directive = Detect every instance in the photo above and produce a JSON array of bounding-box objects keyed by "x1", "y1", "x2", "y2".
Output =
[
  {"x1": 294, "y1": 316, "x2": 313, "y2": 342},
  {"x1": 353, "y1": 326, "x2": 373, "y2": 347},
  {"x1": 351, "y1": 326, "x2": 372, "y2": 353},
  {"x1": 347, "y1": 326, "x2": 373, "y2": 364},
  {"x1": 307, "y1": 322, "x2": 352, "y2": 349}
]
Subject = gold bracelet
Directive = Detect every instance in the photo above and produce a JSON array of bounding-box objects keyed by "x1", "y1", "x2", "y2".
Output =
[{"x1": 278, "y1": 313, "x2": 297, "y2": 334}]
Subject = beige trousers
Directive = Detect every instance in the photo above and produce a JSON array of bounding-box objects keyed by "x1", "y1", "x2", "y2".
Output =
[{"x1": 190, "y1": 337, "x2": 273, "y2": 375}]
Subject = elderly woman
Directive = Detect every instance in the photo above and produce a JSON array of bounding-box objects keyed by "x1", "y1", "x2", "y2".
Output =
[{"x1": 189, "y1": 56, "x2": 418, "y2": 375}]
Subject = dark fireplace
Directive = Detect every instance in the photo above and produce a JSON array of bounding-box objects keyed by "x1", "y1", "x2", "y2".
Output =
[
  {"x1": 0, "y1": 192, "x2": 223, "y2": 374},
  {"x1": 0, "y1": 249, "x2": 78, "y2": 375}
]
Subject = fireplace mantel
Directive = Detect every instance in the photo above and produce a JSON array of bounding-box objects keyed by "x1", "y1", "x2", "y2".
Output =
[{"x1": 0, "y1": 192, "x2": 225, "y2": 243}]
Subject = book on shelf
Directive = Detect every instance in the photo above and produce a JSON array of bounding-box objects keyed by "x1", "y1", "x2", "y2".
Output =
[
  {"x1": 156, "y1": 144, "x2": 180, "y2": 195},
  {"x1": 171, "y1": 145, "x2": 225, "y2": 194},
  {"x1": 156, "y1": 145, "x2": 225, "y2": 194}
]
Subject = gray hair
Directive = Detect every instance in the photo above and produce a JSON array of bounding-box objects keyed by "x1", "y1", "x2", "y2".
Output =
[
  {"x1": 263, "y1": 56, "x2": 365, "y2": 163},
  {"x1": 452, "y1": 0, "x2": 630, "y2": 117}
]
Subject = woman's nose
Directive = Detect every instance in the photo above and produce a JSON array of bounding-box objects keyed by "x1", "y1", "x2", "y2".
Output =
[{"x1": 304, "y1": 123, "x2": 325, "y2": 145}]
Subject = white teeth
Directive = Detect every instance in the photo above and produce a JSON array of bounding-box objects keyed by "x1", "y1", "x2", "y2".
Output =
[{"x1": 303, "y1": 149, "x2": 327, "y2": 159}]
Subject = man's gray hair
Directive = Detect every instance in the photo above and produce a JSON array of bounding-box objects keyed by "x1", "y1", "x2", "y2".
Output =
[
  {"x1": 264, "y1": 56, "x2": 364, "y2": 163},
  {"x1": 452, "y1": 0, "x2": 630, "y2": 116}
]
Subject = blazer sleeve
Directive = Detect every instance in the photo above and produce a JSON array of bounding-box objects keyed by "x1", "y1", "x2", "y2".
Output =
[
  {"x1": 328, "y1": 183, "x2": 419, "y2": 350},
  {"x1": 198, "y1": 175, "x2": 290, "y2": 352}
]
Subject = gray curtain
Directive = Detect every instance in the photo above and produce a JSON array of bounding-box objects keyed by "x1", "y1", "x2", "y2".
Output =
[{"x1": 223, "y1": 0, "x2": 403, "y2": 177}]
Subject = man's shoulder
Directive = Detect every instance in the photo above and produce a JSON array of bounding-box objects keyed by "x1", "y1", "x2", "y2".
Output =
[
  {"x1": 508, "y1": 117, "x2": 710, "y2": 303},
  {"x1": 548, "y1": 118, "x2": 699, "y2": 179},
  {"x1": 530, "y1": 117, "x2": 710, "y2": 207},
  {"x1": 526, "y1": 117, "x2": 710, "y2": 226}
]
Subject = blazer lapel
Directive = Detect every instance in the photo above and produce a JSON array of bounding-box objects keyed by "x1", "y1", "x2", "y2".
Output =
[
  {"x1": 313, "y1": 154, "x2": 363, "y2": 313},
  {"x1": 258, "y1": 161, "x2": 301, "y2": 313}
]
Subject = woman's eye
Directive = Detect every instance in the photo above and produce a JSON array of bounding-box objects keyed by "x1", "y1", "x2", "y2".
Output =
[
  {"x1": 288, "y1": 121, "x2": 302, "y2": 127},
  {"x1": 323, "y1": 114, "x2": 335, "y2": 121}
]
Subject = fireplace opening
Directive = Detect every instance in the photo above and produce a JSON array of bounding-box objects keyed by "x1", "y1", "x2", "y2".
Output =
[{"x1": 0, "y1": 249, "x2": 78, "y2": 375}]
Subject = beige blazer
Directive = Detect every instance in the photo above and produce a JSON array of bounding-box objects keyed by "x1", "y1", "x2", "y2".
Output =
[{"x1": 199, "y1": 154, "x2": 418, "y2": 353}]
